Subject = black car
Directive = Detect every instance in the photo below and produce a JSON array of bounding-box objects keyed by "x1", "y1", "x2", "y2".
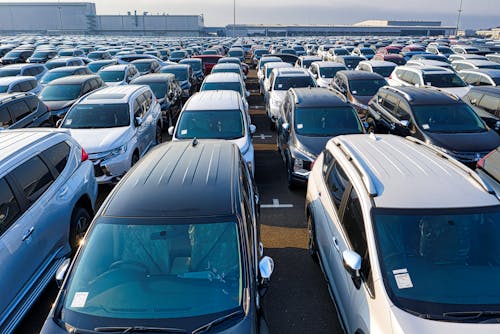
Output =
[
  {"x1": 41, "y1": 140, "x2": 273, "y2": 334},
  {"x1": 0, "y1": 92, "x2": 53, "y2": 129},
  {"x1": 27, "y1": 50, "x2": 58, "y2": 63},
  {"x1": 334, "y1": 55, "x2": 365, "y2": 70},
  {"x1": 462, "y1": 86, "x2": 500, "y2": 134},
  {"x1": 277, "y1": 88, "x2": 365, "y2": 187},
  {"x1": 1, "y1": 49, "x2": 33, "y2": 64},
  {"x1": 131, "y1": 73, "x2": 183, "y2": 127},
  {"x1": 367, "y1": 86, "x2": 500, "y2": 166},
  {"x1": 476, "y1": 147, "x2": 500, "y2": 195},
  {"x1": 131, "y1": 58, "x2": 162, "y2": 75}
]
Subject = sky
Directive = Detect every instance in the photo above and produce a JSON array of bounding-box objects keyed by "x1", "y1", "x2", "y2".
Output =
[{"x1": 1, "y1": 0, "x2": 498, "y2": 29}]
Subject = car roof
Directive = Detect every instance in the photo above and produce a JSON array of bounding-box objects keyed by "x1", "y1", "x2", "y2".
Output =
[
  {"x1": 102, "y1": 140, "x2": 240, "y2": 218},
  {"x1": 381, "y1": 86, "x2": 462, "y2": 105},
  {"x1": 273, "y1": 67, "x2": 310, "y2": 77},
  {"x1": 185, "y1": 90, "x2": 242, "y2": 110},
  {"x1": 337, "y1": 70, "x2": 385, "y2": 80},
  {"x1": 162, "y1": 64, "x2": 190, "y2": 70},
  {"x1": 131, "y1": 73, "x2": 175, "y2": 83},
  {"x1": 468, "y1": 86, "x2": 500, "y2": 96},
  {"x1": 361, "y1": 60, "x2": 396, "y2": 67},
  {"x1": 400, "y1": 65, "x2": 454, "y2": 74},
  {"x1": 80, "y1": 85, "x2": 145, "y2": 104},
  {"x1": 48, "y1": 65, "x2": 87, "y2": 73},
  {"x1": 212, "y1": 63, "x2": 241, "y2": 70},
  {"x1": 0, "y1": 76, "x2": 36, "y2": 84},
  {"x1": 47, "y1": 74, "x2": 99, "y2": 85},
  {"x1": 454, "y1": 59, "x2": 499, "y2": 66},
  {"x1": 329, "y1": 134, "x2": 498, "y2": 209},
  {"x1": 99, "y1": 64, "x2": 129, "y2": 71},
  {"x1": 460, "y1": 68, "x2": 500, "y2": 77},
  {"x1": 203, "y1": 72, "x2": 242, "y2": 83},
  {"x1": 1, "y1": 63, "x2": 39, "y2": 70},
  {"x1": 290, "y1": 87, "x2": 348, "y2": 107},
  {"x1": 312, "y1": 61, "x2": 347, "y2": 68}
]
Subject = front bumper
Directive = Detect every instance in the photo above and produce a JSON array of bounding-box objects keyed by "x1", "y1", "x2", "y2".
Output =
[{"x1": 90, "y1": 152, "x2": 131, "y2": 184}]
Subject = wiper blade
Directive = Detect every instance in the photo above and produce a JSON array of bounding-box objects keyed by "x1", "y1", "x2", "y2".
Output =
[
  {"x1": 192, "y1": 309, "x2": 244, "y2": 334},
  {"x1": 94, "y1": 326, "x2": 187, "y2": 333}
]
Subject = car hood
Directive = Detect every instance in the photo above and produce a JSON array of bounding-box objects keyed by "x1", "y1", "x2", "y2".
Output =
[
  {"x1": 424, "y1": 130, "x2": 500, "y2": 153},
  {"x1": 295, "y1": 134, "x2": 331, "y2": 157},
  {"x1": 67, "y1": 126, "x2": 131, "y2": 154},
  {"x1": 44, "y1": 99, "x2": 76, "y2": 110},
  {"x1": 440, "y1": 86, "x2": 471, "y2": 98},
  {"x1": 105, "y1": 81, "x2": 125, "y2": 87}
]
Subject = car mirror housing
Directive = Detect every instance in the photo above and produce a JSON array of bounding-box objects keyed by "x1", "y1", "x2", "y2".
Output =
[
  {"x1": 282, "y1": 122, "x2": 290, "y2": 131},
  {"x1": 168, "y1": 126, "x2": 174, "y2": 136},
  {"x1": 259, "y1": 256, "x2": 274, "y2": 281},
  {"x1": 249, "y1": 124, "x2": 257, "y2": 134},
  {"x1": 55, "y1": 258, "x2": 71, "y2": 288},
  {"x1": 342, "y1": 250, "x2": 362, "y2": 289}
]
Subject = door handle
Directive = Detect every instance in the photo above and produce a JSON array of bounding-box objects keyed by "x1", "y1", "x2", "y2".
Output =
[
  {"x1": 22, "y1": 227, "x2": 35, "y2": 241},
  {"x1": 57, "y1": 186, "x2": 69, "y2": 199},
  {"x1": 333, "y1": 236, "x2": 340, "y2": 252}
]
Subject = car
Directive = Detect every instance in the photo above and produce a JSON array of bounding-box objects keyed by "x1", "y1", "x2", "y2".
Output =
[
  {"x1": 451, "y1": 44, "x2": 489, "y2": 55},
  {"x1": 261, "y1": 61, "x2": 291, "y2": 95},
  {"x1": 0, "y1": 93, "x2": 53, "y2": 129},
  {"x1": 426, "y1": 44, "x2": 454, "y2": 57},
  {"x1": 217, "y1": 56, "x2": 249, "y2": 76},
  {"x1": 45, "y1": 57, "x2": 86, "y2": 70},
  {"x1": 27, "y1": 49, "x2": 58, "y2": 63},
  {"x1": 256, "y1": 56, "x2": 282, "y2": 83},
  {"x1": 448, "y1": 53, "x2": 487, "y2": 62},
  {"x1": 192, "y1": 55, "x2": 224, "y2": 75},
  {"x1": 179, "y1": 58, "x2": 205, "y2": 85},
  {"x1": 0, "y1": 128, "x2": 97, "y2": 334},
  {"x1": 199, "y1": 72, "x2": 250, "y2": 116},
  {"x1": 334, "y1": 55, "x2": 366, "y2": 70},
  {"x1": 410, "y1": 53, "x2": 450, "y2": 63},
  {"x1": 169, "y1": 90, "x2": 256, "y2": 173},
  {"x1": 40, "y1": 65, "x2": 92, "y2": 86},
  {"x1": 57, "y1": 48, "x2": 85, "y2": 57},
  {"x1": 330, "y1": 70, "x2": 387, "y2": 120},
  {"x1": 1, "y1": 49, "x2": 33, "y2": 64},
  {"x1": 160, "y1": 64, "x2": 196, "y2": 100},
  {"x1": 325, "y1": 48, "x2": 351, "y2": 62},
  {"x1": 168, "y1": 50, "x2": 189, "y2": 62},
  {"x1": 387, "y1": 66, "x2": 471, "y2": 97},
  {"x1": 86, "y1": 59, "x2": 118, "y2": 73},
  {"x1": 130, "y1": 73, "x2": 183, "y2": 127},
  {"x1": 251, "y1": 48, "x2": 269, "y2": 68},
  {"x1": 86, "y1": 50, "x2": 112, "y2": 61},
  {"x1": 39, "y1": 74, "x2": 105, "y2": 121},
  {"x1": 276, "y1": 87, "x2": 364, "y2": 187},
  {"x1": 211, "y1": 63, "x2": 246, "y2": 80},
  {"x1": 486, "y1": 54, "x2": 500, "y2": 64},
  {"x1": 97, "y1": 64, "x2": 139, "y2": 86},
  {"x1": 476, "y1": 147, "x2": 500, "y2": 195},
  {"x1": 114, "y1": 53, "x2": 165, "y2": 65},
  {"x1": 452, "y1": 59, "x2": 500, "y2": 71},
  {"x1": 459, "y1": 69, "x2": 500, "y2": 87},
  {"x1": 266, "y1": 67, "x2": 316, "y2": 128},
  {"x1": 372, "y1": 53, "x2": 407, "y2": 65},
  {"x1": 271, "y1": 53, "x2": 299, "y2": 66},
  {"x1": 317, "y1": 44, "x2": 335, "y2": 60},
  {"x1": 228, "y1": 47, "x2": 245, "y2": 62},
  {"x1": 355, "y1": 60, "x2": 396, "y2": 78},
  {"x1": 306, "y1": 133, "x2": 500, "y2": 334},
  {"x1": 309, "y1": 61, "x2": 347, "y2": 88},
  {"x1": 131, "y1": 58, "x2": 162, "y2": 75},
  {"x1": 295, "y1": 55, "x2": 322, "y2": 69},
  {"x1": 462, "y1": 86, "x2": 500, "y2": 133},
  {"x1": 406, "y1": 59, "x2": 454, "y2": 71},
  {"x1": 352, "y1": 47, "x2": 375, "y2": 60},
  {"x1": 0, "y1": 63, "x2": 47, "y2": 81},
  {"x1": 0, "y1": 76, "x2": 41, "y2": 95},
  {"x1": 59, "y1": 85, "x2": 163, "y2": 183},
  {"x1": 366, "y1": 86, "x2": 500, "y2": 166},
  {"x1": 41, "y1": 139, "x2": 273, "y2": 334}
]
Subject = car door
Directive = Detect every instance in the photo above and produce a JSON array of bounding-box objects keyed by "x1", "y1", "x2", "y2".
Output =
[
  {"x1": 0, "y1": 105, "x2": 13, "y2": 129},
  {"x1": 133, "y1": 94, "x2": 148, "y2": 155},
  {"x1": 8, "y1": 100, "x2": 32, "y2": 128}
]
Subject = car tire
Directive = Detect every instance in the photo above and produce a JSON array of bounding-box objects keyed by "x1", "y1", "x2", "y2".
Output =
[
  {"x1": 131, "y1": 151, "x2": 140, "y2": 167},
  {"x1": 70, "y1": 207, "x2": 91, "y2": 251},
  {"x1": 307, "y1": 215, "x2": 319, "y2": 264},
  {"x1": 155, "y1": 123, "x2": 163, "y2": 144}
]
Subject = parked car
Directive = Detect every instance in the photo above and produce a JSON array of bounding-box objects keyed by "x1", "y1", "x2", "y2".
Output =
[
  {"x1": 200, "y1": 72, "x2": 250, "y2": 116},
  {"x1": 86, "y1": 50, "x2": 112, "y2": 61},
  {"x1": 160, "y1": 64, "x2": 196, "y2": 100},
  {"x1": 476, "y1": 147, "x2": 500, "y2": 194},
  {"x1": 352, "y1": 47, "x2": 375, "y2": 60},
  {"x1": 486, "y1": 54, "x2": 500, "y2": 64},
  {"x1": 295, "y1": 55, "x2": 322, "y2": 69},
  {"x1": 367, "y1": 86, "x2": 500, "y2": 166},
  {"x1": 426, "y1": 44, "x2": 453, "y2": 57},
  {"x1": 406, "y1": 59, "x2": 454, "y2": 71},
  {"x1": 252, "y1": 48, "x2": 270, "y2": 68},
  {"x1": 179, "y1": 58, "x2": 205, "y2": 85},
  {"x1": 168, "y1": 50, "x2": 189, "y2": 62},
  {"x1": 333, "y1": 55, "x2": 365, "y2": 70},
  {"x1": 355, "y1": 60, "x2": 396, "y2": 78},
  {"x1": 192, "y1": 55, "x2": 224, "y2": 75},
  {"x1": 0, "y1": 76, "x2": 41, "y2": 95},
  {"x1": 169, "y1": 90, "x2": 256, "y2": 173},
  {"x1": 309, "y1": 61, "x2": 347, "y2": 88},
  {"x1": 86, "y1": 59, "x2": 118, "y2": 73},
  {"x1": 60, "y1": 85, "x2": 163, "y2": 183},
  {"x1": 1, "y1": 49, "x2": 33, "y2": 64},
  {"x1": 45, "y1": 57, "x2": 85, "y2": 70},
  {"x1": 217, "y1": 56, "x2": 249, "y2": 76},
  {"x1": 410, "y1": 53, "x2": 450, "y2": 63},
  {"x1": 0, "y1": 63, "x2": 47, "y2": 81},
  {"x1": 261, "y1": 61, "x2": 292, "y2": 95},
  {"x1": 98, "y1": 64, "x2": 139, "y2": 86},
  {"x1": 57, "y1": 48, "x2": 85, "y2": 57},
  {"x1": 39, "y1": 74, "x2": 105, "y2": 121},
  {"x1": 0, "y1": 92, "x2": 53, "y2": 129},
  {"x1": 41, "y1": 139, "x2": 273, "y2": 334},
  {"x1": 452, "y1": 59, "x2": 500, "y2": 71},
  {"x1": 40, "y1": 65, "x2": 92, "y2": 86},
  {"x1": 462, "y1": 86, "x2": 500, "y2": 133},
  {"x1": 277, "y1": 87, "x2": 364, "y2": 187},
  {"x1": 27, "y1": 50, "x2": 58, "y2": 63},
  {"x1": 448, "y1": 53, "x2": 487, "y2": 62},
  {"x1": 459, "y1": 69, "x2": 500, "y2": 87},
  {"x1": 306, "y1": 133, "x2": 500, "y2": 334},
  {"x1": 0, "y1": 128, "x2": 97, "y2": 334},
  {"x1": 372, "y1": 53, "x2": 407, "y2": 65},
  {"x1": 228, "y1": 47, "x2": 245, "y2": 62},
  {"x1": 131, "y1": 58, "x2": 161, "y2": 75},
  {"x1": 211, "y1": 63, "x2": 246, "y2": 80}
]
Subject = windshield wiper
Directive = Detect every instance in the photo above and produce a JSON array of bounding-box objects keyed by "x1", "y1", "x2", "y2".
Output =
[
  {"x1": 192, "y1": 309, "x2": 244, "y2": 334},
  {"x1": 94, "y1": 326, "x2": 187, "y2": 333},
  {"x1": 404, "y1": 308, "x2": 500, "y2": 323}
]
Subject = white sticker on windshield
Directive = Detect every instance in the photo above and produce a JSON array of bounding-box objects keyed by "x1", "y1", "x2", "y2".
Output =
[
  {"x1": 180, "y1": 129, "x2": 187, "y2": 135},
  {"x1": 352, "y1": 90, "x2": 357, "y2": 95},
  {"x1": 71, "y1": 292, "x2": 88, "y2": 308},
  {"x1": 65, "y1": 119, "x2": 72, "y2": 125},
  {"x1": 297, "y1": 124, "x2": 304, "y2": 129},
  {"x1": 426, "y1": 82, "x2": 432, "y2": 86},
  {"x1": 278, "y1": 84, "x2": 283, "y2": 89},
  {"x1": 393, "y1": 269, "x2": 413, "y2": 289},
  {"x1": 422, "y1": 124, "x2": 430, "y2": 130}
]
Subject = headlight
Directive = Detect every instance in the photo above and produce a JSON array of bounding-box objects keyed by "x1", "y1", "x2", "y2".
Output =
[
  {"x1": 91, "y1": 144, "x2": 128, "y2": 161},
  {"x1": 110, "y1": 144, "x2": 127, "y2": 157}
]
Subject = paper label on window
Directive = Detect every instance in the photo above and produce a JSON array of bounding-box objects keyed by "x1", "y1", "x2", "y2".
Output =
[
  {"x1": 352, "y1": 90, "x2": 357, "y2": 95},
  {"x1": 422, "y1": 124, "x2": 430, "y2": 130},
  {"x1": 65, "y1": 119, "x2": 72, "y2": 125},
  {"x1": 71, "y1": 292, "x2": 88, "y2": 308},
  {"x1": 278, "y1": 84, "x2": 283, "y2": 89},
  {"x1": 393, "y1": 269, "x2": 413, "y2": 289},
  {"x1": 180, "y1": 129, "x2": 187, "y2": 135},
  {"x1": 426, "y1": 82, "x2": 432, "y2": 86},
  {"x1": 297, "y1": 124, "x2": 303, "y2": 129}
]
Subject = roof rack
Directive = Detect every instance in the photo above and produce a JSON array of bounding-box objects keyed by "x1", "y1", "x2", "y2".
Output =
[
  {"x1": 405, "y1": 136, "x2": 495, "y2": 195},
  {"x1": 333, "y1": 137, "x2": 378, "y2": 196},
  {"x1": 384, "y1": 86, "x2": 413, "y2": 101}
]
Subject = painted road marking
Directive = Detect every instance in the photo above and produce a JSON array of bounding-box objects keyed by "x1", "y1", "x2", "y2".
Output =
[
  {"x1": 253, "y1": 134, "x2": 273, "y2": 140},
  {"x1": 261, "y1": 198, "x2": 294, "y2": 209},
  {"x1": 254, "y1": 143, "x2": 277, "y2": 151}
]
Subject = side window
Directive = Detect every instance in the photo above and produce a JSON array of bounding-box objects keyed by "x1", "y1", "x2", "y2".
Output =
[
  {"x1": 322, "y1": 150, "x2": 334, "y2": 177},
  {"x1": 326, "y1": 161, "x2": 349, "y2": 211},
  {"x1": 478, "y1": 94, "x2": 500, "y2": 114},
  {"x1": 133, "y1": 97, "x2": 144, "y2": 118},
  {"x1": 144, "y1": 90, "x2": 153, "y2": 110},
  {"x1": 20, "y1": 81, "x2": 33, "y2": 91},
  {"x1": 29, "y1": 80, "x2": 37, "y2": 90},
  {"x1": 0, "y1": 178, "x2": 21, "y2": 236},
  {"x1": 10, "y1": 84, "x2": 21, "y2": 93},
  {"x1": 381, "y1": 94, "x2": 399, "y2": 115},
  {"x1": 24, "y1": 68, "x2": 35, "y2": 76},
  {"x1": 33, "y1": 66, "x2": 43, "y2": 75},
  {"x1": 394, "y1": 101, "x2": 411, "y2": 120},
  {"x1": 0, "y1": 107, "x2": 13, "y2": 127},
  {"x1": 43, "y1": 141, "x2": 71, "y2": 175},
  {"x1": 9, "y1": 101, "x2": 31, "y2": 121},
  {"x1": 478, "y1": 75, "x2": 493, "y2": 86},
  {"x1": 25, "y1": 96, "x2": 39, "y2": 112},
  {"x1": 10, "y1": 156, "x2": 54, "y2": 204},
  {"x1": 341, "y1": 188, "x2": 373, "y2": 293}
]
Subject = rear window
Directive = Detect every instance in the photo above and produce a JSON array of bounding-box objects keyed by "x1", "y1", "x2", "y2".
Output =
[
  {"x1": 11, "y1": 156, "x2": 54, "y2": 203},
  {"x1": 274, "y1": 76, "x2": 315, "y2": 90}
]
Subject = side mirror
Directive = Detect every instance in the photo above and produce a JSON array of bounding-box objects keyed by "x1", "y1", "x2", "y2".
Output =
[
  {"x1": 400, "y1": 120, "x2": 409, "y2": 128},
  {"x1": 259, "y1": 256, "x2": 274, "y2": 281},
  {"x1": 245, "y1": 90, "x2": 251, "y2": 98},
  {"x1": 168, "y1": 126, "x2": 174, "y2": 136},
  {"x1": 342, "y1": 250, "x2": 362, "y2": 289},
  {"x1": 135, "y1": 117, "x2": 143, "y2": 127},
  {"x1": 282, "y1": 122, "x2": 290, "y2": 131},
  {"x1": 313, "y1": 73, "x2": 318, "y2": 79},
  {"x1": 415, "y1": 83, "x2": 420, "y2": 87},
  {"x1": 55, "y1": 258, "x2": 71, "y2": 288},
  {"x1": 249, "y1": 124, "x2": 256, "y2": 134},
  {"x1": 56, "y1": 119, "x2": 63, "y2": 127}
]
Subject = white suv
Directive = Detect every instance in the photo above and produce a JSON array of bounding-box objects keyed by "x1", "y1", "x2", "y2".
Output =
[
  {"x1": 60, "y1": 85, "x2": 162, "y2": 183},
  {"x1": 306, "y1": 134, "x2": 499, "y2": 334}
]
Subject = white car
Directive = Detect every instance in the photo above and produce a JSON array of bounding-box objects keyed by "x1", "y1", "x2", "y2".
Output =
[
  {"x1": 168, "y1": 90, "x2": 256, "y2": 174},
  {"x1": 97, "y1": 64, "x2": 140, "y2": 86},
  {"x1": 0, "y1": 76, "x2": 41, "y2": 95},
  {"x1": 309, "y1": 61, "x2": 347, "y2": 88},
  {"x1": 60, "y1": 85, "x2": 162, "y2": 183}
]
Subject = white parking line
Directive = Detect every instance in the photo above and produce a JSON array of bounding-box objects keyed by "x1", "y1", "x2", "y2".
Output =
[
  {"x1": 261, "y1": 198, "x2": 294, "y2": 209},
  {"x1": 253, "y1": 134, "x2": 273, "y2": 140}
]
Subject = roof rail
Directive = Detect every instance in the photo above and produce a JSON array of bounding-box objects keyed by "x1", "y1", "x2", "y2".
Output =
[
  {"x1": 328, "y1": 89, "x2": 347, "y2": 103},
  {"x1": 384, "y1": 86, "x2": 413, "y2": 101},
  {"x1": 333, "y1": 137, "x2": 378, "y2": 196},
  {"x1": 420, "y1": 85, "x2": 460, "y2": 100},
  {"x1": 405, "y1": 136, "x2": 494, "y2": 195}
]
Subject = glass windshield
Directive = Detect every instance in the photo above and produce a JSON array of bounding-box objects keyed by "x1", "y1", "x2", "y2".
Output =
[
  {"x1": 438, "y1": 47, "x2": 453, "y2": 53},
  {"x1": 0, "y1": 86, "x2": 9, "y2": 93},
  {"x1": 422, "y1": 73, "x2": 468, "y2": 88},
  {"x1": 161, "y1": 68, "x2": 187, "y2": 81},
  {"x1": 213, "y1": 68, "x2": 240, "y2": 75},
  {"x1": 374, "y1": 207, "x2": 500, "y2": 314},
  {"x1": 62, "y1": 103, "x2": 130, "y2": 129},
  {"x1": 32, "y1": 51, "x2": 49, "y2": 58},
  {"x1": 40, "y1": 84, "x2": 82, "y2": 101},
  {"x1": 183, "y1": 62, "x2": 201, "y2": 71},
  {"x1": 45, "y1": 62, "x2": 66, "y2": 70},
  {"x1": 295, "y1": 107, "x2": 363, "y2": 136},
  {"x1": 493, "y1": 78, "x2": 500, "y2": 85},
  {"x1": 343, "y1": 58, "x2": 363, "y2": 69},
  {"x1": 59, "y1": 51, "x2": 73, "y2": 56},
  {"x1": 62, "y1": 221, "x2": 242, "y2": 321},
  {"x1": 0, "y1": 69, "x2": 21, "y2": 77},
  {"x1": 228, "y1": 50, "x2": 244, "y2": 57},
  {"x1": 145, "y1": 82, "x2": 168, "y2": 99},
  {"x1": 318, "y1": 67, "x2": 344, "y2": 78},
  {"x1": 387, "y1": 48, "x2": 400, "y2": 54},
  {"x1": 412, "y1": 104, "x2": 487, "y2": 133},
  {"x1": 170, "y1": 51, "x2": 186, "y2": 58},
  {"x1": 134, "y1": 62, "x2": 152, "y2": 72},
  {"x1": 99, "y1": 70, "x2": 125, "y2": 82},
  {"x1": 5, "y1": 51, "x2": 21, "y2": 57},
  {"x1": 348, "y1": 79, "x2": 387, "y2": 96},
  {"x1": 274, "y1": 76, "x2": 315, "y2": 90},
  {"x1": 334, "y1": 49, "x2": 349, "y2": 55},
  {"x1": 40, "y1": 71, "x2": 70, "y2": 84},
  {"x1": 88, "y1": 63, "x2": 108, "y2": 73},
  {"x1": 201, "y1": 82, "x2": 243, "y2": 96},
  {"x1": 372, "y1": 66, "x2": 395, "y2": 77},
  {"x1": 176, "y1": 110, "x2": 244, "y2": 139},
  {"x1": 481, "y1": 65, "x2": 500, "y2": 70},
  {"x1": 361, "y1": 49, "x2": 375, "y2": 55}
]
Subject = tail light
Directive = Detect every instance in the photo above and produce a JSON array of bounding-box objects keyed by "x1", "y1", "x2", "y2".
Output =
[
  {"x1": 477, "y1": 150, "x2": 494, "y2": 169},
  {"x1": 81, "y1": 148, "x2": 89, "y2": 162}
]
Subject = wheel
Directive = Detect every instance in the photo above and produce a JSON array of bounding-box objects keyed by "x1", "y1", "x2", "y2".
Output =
[
  {"x1": 307, "y1": 215, "x2": 319, "y2": 264},
  {"x1": 366, "y1": 118, "x2": 376, "y2": 133},
  {"x1": 155, "y1": 123, "x2": 163, "y2": 144},
  {"x1": 131, "y1": 151, "x2": 140, "y2": 167},
  {"x1": 70, "y1": 207, "x2": 91, "y2": 251}
]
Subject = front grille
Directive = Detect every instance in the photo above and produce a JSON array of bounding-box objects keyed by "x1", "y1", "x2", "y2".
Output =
[{"x1": 451, "y1": 151, "x2": 490, "y2": 163}]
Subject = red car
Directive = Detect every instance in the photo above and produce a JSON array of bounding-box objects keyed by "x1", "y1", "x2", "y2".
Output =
[
  {"x1": 373, "y1": 53, "x2": 407, "y2": 65},
  {"x1": 192, "y1": 55, "x2": 224, "y2": 75},
  {"x1": 376, "y1": 46, "x2": 402, "y2": 55}
]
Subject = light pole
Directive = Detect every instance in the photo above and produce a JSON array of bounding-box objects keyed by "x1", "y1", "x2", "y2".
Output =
[
  {"x1": 456, "y1": 0, "x2": 463, "y2": 36},
  {"x1": 233, "y1": 0, "x2": 236, "y2": 38}
]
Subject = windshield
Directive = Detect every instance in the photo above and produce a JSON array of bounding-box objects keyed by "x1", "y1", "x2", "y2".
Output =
[
  {"x1": 348, "y1": 79, "x2": 387, "y2": 96},
  {"x1": 228, "y1": 50, "x2": 244, "y2": 57},
  {"x1": 213, "y1": 67, "x2": 240, "y2": 75},
  {"x1": 88, "y1": 63, "x2": 108, "y2": 73},
  {"x1": 99, "y1": 70, "x2": 125, "y2": 82},
  {"x1": 62, "y1": 103, "x2": 130, "y2": 128},
  {"x1": 61, "y1": 220, "x2": 242, "y2": 323},
  {"x1": 412, "y1": 104, "x2": 487, "y2": 133},
  {"x1": 438, "y1": 47, "x2": 453, "y2": 53},
  {"x1": 372, "y1": 66, "x2": 395, "y2": 77},
  {"x1": 40, "y1": 71, "x2": 71, "y2": 84},
  {"x1": 481, "y1": 65, "x2": 500, "y2": 70},
  {"x1": 201, "y1": 82, "x2": 243, "y2": 96},
  {"x1": 176, "y1": 110, "x2": 244, "y2": 139},
  {"x1": 170, "y1": 51, "x2": 186, "y2": 58},
  {"x1": 493, "y1": 78, "x2": 500, "y2": 85},
  {"x1": 134, "y1": 62, "x2": 152, "y2": 72},
  {"x1": 59, "y1": 51, "x2": 74, "y2": 56},
  {"x1": 162, "y1": 68, "x2": 187, "y2": 81},
  {"x1": 40, "y1": 84, "x2": 82, "y2": 101},
  {"x1": 274, "y1": 76, "x2": 315, "y2": 90},
  {"x1": 360, "y1": 49, "x2": 375, "y2": 55},
  {"x1": 422, "y1": 73, "x2": 468, "y2": 88},
  {"x1": 295, "y1": 107, "x2": 363, "y2": 136},
  {"x1": 45, "y1": 62, "x2": 66, "y2": 70},
  {"x1": 0, "y1": 69, "x2": 21, "y2": 77},
  {"x1": 5, "y1": 51, "x2": 22, "y2": 57},
  {"x1": 318, "y1": 67, "x2": 344, "y2": 78},
  {"x1": 183, "y1": 61, "x2": 201, "y2": 71},
  {"x1": 145, "y1": 82, "x2": 168, "y2": 99},
  {"x1": 334, "y1": 49, "x2": 349, "y2": 55},
  {"x1": 343, "y1": 58, "x2": 363, "y2": 69},
  {"x1": 374, "y1": 207, "x2": 500, "y2": 315},
  {"x1": 32, "y1": 51, "x2": 49, "y2": 58}
]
